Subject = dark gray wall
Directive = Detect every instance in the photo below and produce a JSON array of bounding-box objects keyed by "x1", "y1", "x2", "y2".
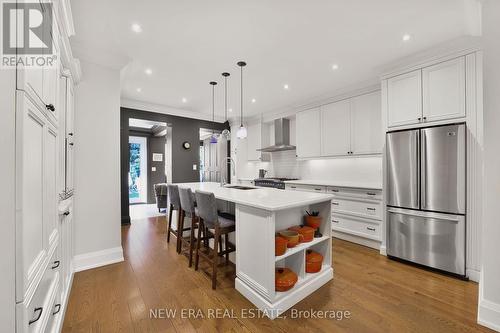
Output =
[
  {"x1": 148, "y1": 136, "x2": 166, "y2": 203},
  {"x1": 121, "y1": 107, "x2": 228, "y2": 224}
]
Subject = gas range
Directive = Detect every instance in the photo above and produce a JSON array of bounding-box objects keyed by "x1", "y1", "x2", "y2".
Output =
[{"x1": 254, "y1": 177, "x2": 299, "y2": 190}]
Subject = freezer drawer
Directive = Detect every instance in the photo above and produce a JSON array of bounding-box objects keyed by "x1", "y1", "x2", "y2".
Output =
[
  {"x1": 387, "y1": 208, "x2": 465, "y2": 276},
  {"x1": 386, "y1": 129, "x2": 420, "y2": 209},
  {"x1": 421, "y1": 124, "x2": 466, "y2": 214}
]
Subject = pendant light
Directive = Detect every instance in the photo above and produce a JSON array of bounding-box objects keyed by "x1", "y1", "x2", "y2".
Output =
[
  {"x1": 236, "y1": 61, "x2": 247, "y2": 139},
  {"x1": 221, "y1": 72, "x2": 231, "y2": 139},
  {"x1": 209, "y1": 81, "x2": 218, "y2": 144}
]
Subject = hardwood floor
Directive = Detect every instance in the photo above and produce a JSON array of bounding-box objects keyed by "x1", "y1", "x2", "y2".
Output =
[{"x1": 62, "y1": 216, "x2": 491, "y2": 332}]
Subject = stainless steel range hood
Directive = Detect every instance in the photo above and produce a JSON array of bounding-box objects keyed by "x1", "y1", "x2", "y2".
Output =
[{"x1": 257, "y1": 118, "x2": 296, "y2": 152}]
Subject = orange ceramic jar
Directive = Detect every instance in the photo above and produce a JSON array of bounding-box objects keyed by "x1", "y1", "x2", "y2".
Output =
[
  {"x1": 275, "y1": 236, "x2": 288, "y2": 256},
  {"x1": 275, "y1": 268, "x2": 298, "y2": 292},
  {"x1": 288, "y1": 225, "x2": 315, "y2": 243},
  {"x1": 305, "y1": 250, "x2": 323, "y2": 273}
]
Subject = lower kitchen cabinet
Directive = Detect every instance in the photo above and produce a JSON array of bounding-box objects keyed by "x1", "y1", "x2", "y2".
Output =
[{"x1": 286, "y1": 182, "x2": 383, "y2": 250}]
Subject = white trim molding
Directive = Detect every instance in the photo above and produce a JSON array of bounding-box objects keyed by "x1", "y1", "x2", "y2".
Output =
[
  {"x1": 478, "y1": 273, "x2": 500, "y2": 332},
  {"x1": 73, "y1": 247, "x2": 124, "y2": 272}
]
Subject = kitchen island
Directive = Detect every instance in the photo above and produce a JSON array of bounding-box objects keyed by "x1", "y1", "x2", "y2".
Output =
[{"x1": 176, "y1": 182, "x2": 334, "y2": 319}]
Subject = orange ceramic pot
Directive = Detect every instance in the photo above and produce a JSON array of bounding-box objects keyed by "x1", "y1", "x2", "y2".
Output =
[
  {"x1": 305, "y1": 215, "x2": 322, "y2": 229},
  {"x1": 288, "y1": 225, "x2": 315, "y2": 243},
  {"x1": 275, "y1": 268, "x2": 298, "y2": 292},
  {"x1": 275, "y1": 236, "x2": 288, "y2": 256},
  {"x1": 305, "y1": 250, "x2": 323, "y2": 273},
  {"x1": 279, "y1": 230, "x2": 303, "y2": 248}
]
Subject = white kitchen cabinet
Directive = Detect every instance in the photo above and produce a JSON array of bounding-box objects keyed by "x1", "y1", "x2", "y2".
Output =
[
  {"x1": 387, "y1": 69, "x2": 422, "y2": 127},
  {"x1": 296, "y1": 107, "x2": 321, "y2": 158},
  {"x1": 350, "y1": 91, "x2": 383, "y2": 154},
  {"x1": 321, "y1": 100, "x2": 351, "y2": 156},
  {"x1": 246, "y1": 122, "x2": 270, "y2": 161},
  {"x1": 422, "y1": 57, "x2": 466, "y2": 122},
  {"x1": 16, "y1": 92, "x2": 48, "y2": 300}
]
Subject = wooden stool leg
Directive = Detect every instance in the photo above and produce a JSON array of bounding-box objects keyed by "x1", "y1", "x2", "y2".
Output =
[
  {"x1": 167, "y1": 204, "x2": 173, "y2": 243},
  {"x1": 195, "y1": 219, "x2": 202, "y2": 271},
  {"x1": 188, "y1": 216, "x2": 196, "y2": 267},
  {"x1": 218, "y1": 235, "x2": 223, "y2": 255},
  {"x1": 212, "y1": 227, "x2": 220, "y2": 290},
  {"x1": 225, "y1": 234, "x2": 230, "y2": 264},
  {"x1": 177, "y1": 210, "x2": 184, "y2": 253}
]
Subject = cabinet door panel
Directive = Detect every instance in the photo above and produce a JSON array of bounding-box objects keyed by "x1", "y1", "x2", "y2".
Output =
[
  {"x1": 44, "y1": 124, "x2": 58, "y2": 248},
  {"x1": 387, "y1": 70, "x2": 422, "y2": 127},
  {"x1": 351, "y1": 91, "x2": 382, "y2": 154},
  {"x1": 321, "y1": 100, "x2": 350, "y2": 156},
  {"x1": 18, "y1": 96, "x2": 46, "y2": 299},
  {"x1": 422, "y1": 57, "x2": 465, "y2": 122},
  {"x1": 296, "y1": 108, "x2": 321, "y2": 158},
  {"x1": 246, "y1": 123, "x2": 261, "y2": 161}
]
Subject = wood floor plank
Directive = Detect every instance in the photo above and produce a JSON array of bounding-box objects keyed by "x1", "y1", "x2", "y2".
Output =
[{"x1": 62, "y1": 216, "x2": 493, "y2": 333}]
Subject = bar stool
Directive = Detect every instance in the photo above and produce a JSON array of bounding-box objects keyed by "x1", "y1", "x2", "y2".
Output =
[
  {"x1": 194, "y1": 190, "x2": 236, "y2": 290},
  {"x1": 178, "y1": 187, "x2": 202, "y2": 267},
  {"x1": 166, "y1": 184, "x2": 190, "y2": 253}
]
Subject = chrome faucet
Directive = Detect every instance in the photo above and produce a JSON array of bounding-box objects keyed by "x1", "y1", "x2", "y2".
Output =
[{"x1": 220, "y1": 157, "x2": 236, "y2": 187}]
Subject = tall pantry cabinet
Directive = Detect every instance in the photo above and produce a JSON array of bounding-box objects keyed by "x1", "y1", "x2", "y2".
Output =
[{"x1": 13, "y1": 1, "x2": 80, "y2": 332}]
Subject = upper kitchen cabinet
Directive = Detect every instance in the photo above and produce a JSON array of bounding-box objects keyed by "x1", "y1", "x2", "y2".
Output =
[
  {"x1": 350, "y1": 91, "x2": 383, "y2": 154},
  {"x1": 385, "y1": 56, "x2": 467, "y2": 128},
  {"x1": 422, "y1": 57, "x2": 465, "y2": 122},
  {"x1": 246, "y1": 122, "x2": 270, "y2": 161},
  {"x1": 321, "y1": 100, "x2": 351, "y2": 156},
  {"x1": 387, "y1": 69, "x2": 422, "y2": 127},
  {"x1": 296, "y1": 107, "x2": 321, "y2": 158}
]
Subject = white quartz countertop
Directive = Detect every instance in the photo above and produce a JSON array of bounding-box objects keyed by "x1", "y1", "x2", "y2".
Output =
[
  {"x1": 175, "y1": 182, "x2": 333, "y2": 211},
  {"x1": 283, "y1": 179, "x2": 383, "y2": 190}
]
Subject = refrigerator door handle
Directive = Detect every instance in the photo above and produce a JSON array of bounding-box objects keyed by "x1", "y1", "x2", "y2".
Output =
[
  {"x1": 421, "y1": 130, "x2": 427, "y2": 210},
  {"x1": 387, "y1": 208, "x2": 460, "y2": 222}
]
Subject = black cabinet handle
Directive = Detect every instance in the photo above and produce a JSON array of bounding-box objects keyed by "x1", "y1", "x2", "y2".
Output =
[
  {"x1": 53, "y1": 304, "x2": 61, "y2": 315},
  {"x1": 63, "y1": 211, "x2": 70, "y2": 216},
  {"x1": 332, "y1": 202, "x2": 339, "y2": 206},
  {"x1": 29, "y1": 307, "x2": 43, "y2": 325},
  {"x1": 366, "y1": 192, "x2": 376, "y2": 196},
  {"x1": 423, "y1": 116, "x2": 427, "y2": 121},
  {"x1": 51, "y1": 260, "x2": 60, "y2": 269},
  {"x1": 68, "y1": 132, "x2": 73, "y2": 136},
  {"x1": 331, "y1": 189, "x2": 339, "y2": 192},
  {"x1": 366, "y1": 207, "x2": 376, "y2": 211},
  {"x1": 366, "y1": 227, "x2": 376, "y2": 231},
  {"x1": 314, "y1": 188, "x2": 322, "y2": 191},
  {"x1": 332, "y1": 219, "x2": 339, "y2": 223},
  {"x1": 418, "y1": 117, "x2": 422, "y2": 121},
  {"x1": 69, "y1": 143, "x2": 74, "y2": 146},
  {"x1": 45, "y1": 104, "x2": 55, "y2": 112}
]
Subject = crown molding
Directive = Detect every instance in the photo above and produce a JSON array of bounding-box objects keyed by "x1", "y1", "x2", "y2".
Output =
[{"x1": 121, "y1": 98, "x2": 226, "y2": 123}]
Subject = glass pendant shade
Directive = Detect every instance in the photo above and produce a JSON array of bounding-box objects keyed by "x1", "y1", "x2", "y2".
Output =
[
  {"x1": 221, "y1": 128, "x2": 231, "y2": 139},
  {"x1": 210, "y1": 133, "x2": 218, "y2": 144},
  {"x1": 236, "y1": 125, "x2": 247, "y2": 139}
]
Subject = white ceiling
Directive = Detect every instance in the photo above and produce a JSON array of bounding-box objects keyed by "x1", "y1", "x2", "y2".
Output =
[{"x1": 70, "y1": 0, "x2": 477, "y2": 120}]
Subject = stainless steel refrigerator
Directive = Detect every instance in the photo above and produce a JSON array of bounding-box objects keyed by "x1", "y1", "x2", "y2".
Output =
[{"x1": 386, "y1": 123, "x2": 466, "y2": 277}]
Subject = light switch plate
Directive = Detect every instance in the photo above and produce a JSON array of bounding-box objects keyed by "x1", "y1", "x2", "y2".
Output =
[
  {"x1": 152, "y1": 167, "x2": 156, "y2": 171},
  {"x1": 193, "y1": 164, "x2": 197, "y2": 170}
]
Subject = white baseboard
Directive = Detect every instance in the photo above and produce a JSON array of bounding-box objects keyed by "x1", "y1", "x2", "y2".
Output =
[
  {"x1": 379, "y1": 245, "x2": 387, "y2": 256},
  {"x1": 333, "y1": 232, "x2": 381, "y2": 251},
  {"x1": 73, "y1": 246, "x2": 124, "y2": 272},
  {"x1": 467, "y1": 268, "x2": 480, "y2": 282},
  {"x1": 478, "y1": 271, "x2": 500, "y2": 332}
]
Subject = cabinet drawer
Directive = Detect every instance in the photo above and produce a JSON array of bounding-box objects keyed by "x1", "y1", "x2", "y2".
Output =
[
  {"x1": 331, "y1": 198, "x2": 382, "y2": 220},
  {"x1": 45, "y1": 278, "x2": 62, "y2": 333},
  {"x1": 286, "y1": 184, "x2": 326, "y2": 193},
  {"x1": 327, "y1": 186, "x2": 382, "y2": 200},
  {"x1": 331, "y1": 214, "x2": 381, "y2": 240}
]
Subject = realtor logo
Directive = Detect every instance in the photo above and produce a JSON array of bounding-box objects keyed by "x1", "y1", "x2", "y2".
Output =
[{"x1": 1, "y1": 1, "x2": 55, "y2": 68}]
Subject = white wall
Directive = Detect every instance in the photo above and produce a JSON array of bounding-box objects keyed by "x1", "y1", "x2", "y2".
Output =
[
  {"x1": 0, "y1": 67, "x2": 17, "y2": 332},
  {"x1": 479, "y1": 0, "x2": 500, "y2": 331},
  {"x1": 73, "y1": 60, "x2": 123, "y2": 266}
]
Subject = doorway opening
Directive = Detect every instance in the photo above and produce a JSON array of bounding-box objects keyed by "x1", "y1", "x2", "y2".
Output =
[
  {"x1": 128, "y1": 118, "x2": 170, "y2": 220},
  {"x1": 199, "y1": 128, "x2": 231, "y2": 183}
]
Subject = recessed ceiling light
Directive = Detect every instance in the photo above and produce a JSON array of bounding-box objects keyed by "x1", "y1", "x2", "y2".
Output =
[
  {"x1": 251, "y1": 98, "x2": 256, "y2": 103},
  {"x1": 331, "y1": 64, "x2": 339, "y2": 70},
  {"x1": 131, "y1": 23, "x2": 142, "y2": 33},
  {"x1": 182, "y1": 97, "x2": 187, "y2": 103},
  {"x1": 145, "y1": 68, "x2": 152, "y2": 75},
  {"x1": 228, "y1": 108, "x2": 233, "y2": 112},
  {"x1": 402, "y1": 34, "x2": 411, "y2": 41},
  {"x1": 136, "y1": 87, "x2": 142, "y2": 92},
  {"x1": 283, "y1": 84, "x2": 289, "y2": 90}
]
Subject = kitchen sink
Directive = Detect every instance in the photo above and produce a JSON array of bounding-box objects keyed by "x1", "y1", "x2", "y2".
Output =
[{"x1": 224, "y1": 185, "x2": 258, "y2": 190}]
